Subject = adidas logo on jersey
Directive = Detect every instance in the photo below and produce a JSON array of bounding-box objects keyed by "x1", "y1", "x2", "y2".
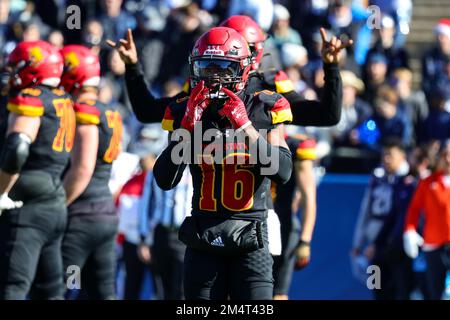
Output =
[{"x1": 211, "y1": 236, "x2": 224, "y2": 247}]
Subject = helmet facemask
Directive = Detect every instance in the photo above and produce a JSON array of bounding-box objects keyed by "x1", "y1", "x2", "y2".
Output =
[{"x1": 189, "y1": 55, "x2": 251, "y2": 98}]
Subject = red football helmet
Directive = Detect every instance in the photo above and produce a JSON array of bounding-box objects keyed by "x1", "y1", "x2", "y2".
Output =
[
  {"x1": 7, "y1": 40, "x2": 63, "y2": 90},
  {"x1": 189, "y1": 27, "x2": 252, "y2": 94},
  {"x1": 60, "y1": 45, "x2": 100, "y2": 95},
  {"x1": 220, "y1": 15, "x2": 266, "y2": 70}
]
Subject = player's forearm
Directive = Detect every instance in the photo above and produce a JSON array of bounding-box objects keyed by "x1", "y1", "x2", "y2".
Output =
[
  {"x1": 243, "y1": 126, "x2": 292, "y2": 184},
  {"x1": 0, "y1": 171, "x2": 19, "y2": 195},
  {"x1": 288, "y1": 63, "x2": 342, "y2": 127},
  {"x1": 300, "y1": 196, "x2": 316, "y2": 242},
  {"x1": 297, "y1": 162, "x2": 317, "y2": 242},
  {"x1": 153, "y1": 141, "x2": 187, "y2": 190},
  {"x1": 125, "y1": 63, "x2": 170, "y2": 123},
  {"x1": 63, "y1": 169, "x2": 93, "y2": 205}
]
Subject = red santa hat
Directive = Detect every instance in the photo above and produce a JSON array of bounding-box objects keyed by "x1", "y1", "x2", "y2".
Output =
[{"x1": 434, "y1": 18, "x2": 450, "y2": 38}]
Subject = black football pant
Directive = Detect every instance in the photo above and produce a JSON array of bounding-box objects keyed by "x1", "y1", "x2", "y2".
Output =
[
  {"x1": 424, "y1": 245, "x2": 450, "y2": 300},
  {"x1": 0, "y1": 173, "x2": 67, "y2": 300},
  {"x1": 62, "y1": 201, "x2": 118, "y2": 300},
  {"x1": 183, "y1": 222, "x2": 273, "y2": 300},
  {"x1": 273, "y1": 214, "x2": 300, "y2": 296}
]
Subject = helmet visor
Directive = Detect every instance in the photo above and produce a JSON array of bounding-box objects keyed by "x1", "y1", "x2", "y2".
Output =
[{"x1": 192, "y1": 59, "x2": 240, "y2": 79}]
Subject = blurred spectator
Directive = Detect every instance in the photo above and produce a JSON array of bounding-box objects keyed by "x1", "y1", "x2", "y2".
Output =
[
  {"x1": 390, "y1": 68, "x2": 428, "y2": 141},
  {"x1": 117, "y1": 127, "x2": 165, "y2": 300},
  {"x1": 228, "y1": 0, "x2": 273, "y2": 31},
  {"x1": 435, "y1": 56, "x2": 450, "y2": 111},
  {"x1": 270, "y1": 4, "x2": 302, "y2": 52},
  {"x1": 0, "y1": 0, "x2": 13, "y2": 50},
  {"x1": 363, "y1": 53, "x2": 388, "y2": 104},
  {"x1": 352, "y1": 138, "x2": 415, "y2": 300},
  {"x1": 371, "y1": 85, "x2": 412, "y2": 148},
  {"x1": 408, "y1": 144, "x2": 433, "y2": 179},
  {"x1": 330, "y1": 70, "x2": 372, "y2": 147},
  {"x1": 134, "y1": 5, "x2": 168, "y2": 85},
  {"x1": 282, "y1": 0, "x2": 328, "y2": 55},
  {"x1": 98, "y1": 0, "x2": 136, "y2": 42},
  {"x1": 422, "y1": 19, "x2": 450, "y2": 99},
  {"x1": 157, "y1": 1, "x2": 212, "y2": 85},
  {"x1": 369, "y1": 0, "x2": 413, "y2": 47},
  {"x1": 281, "y1": 43, "x2": 316, "y2": 99},
  {"x1": 325, "y1": 0, "x2": 361, "y2": 59},
  {"x1": 139, "y1": 150, "x2": 192, "y2": 300},
  {"x1": 47, "y1": 29, "x2": 64, "y2": 48},
  {"x1": 404, "y1": 140, "x2": 450, "y2": 300},
  {"x1": 82, "y1": 19, "x2": 104, "y2": 56},
  {"x1": 365, "y1": 15, "x2": 409, "y2": 77},
  {"x1": 419, "y1": 87, "x2": 450, "y2": 144}
]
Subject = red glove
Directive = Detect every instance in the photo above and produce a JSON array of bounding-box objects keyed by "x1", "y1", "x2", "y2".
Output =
[
  {"x1": 218, "y1": 88, "x2": 251, "y2": 130},
  {"x1": 181, "y1": 81, "x2": 209, "y2": 131}
]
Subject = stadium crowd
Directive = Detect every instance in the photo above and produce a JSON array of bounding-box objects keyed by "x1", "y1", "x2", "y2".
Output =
[{"x1": 0, "y1": 0, "x2": 449, "y2": 300}]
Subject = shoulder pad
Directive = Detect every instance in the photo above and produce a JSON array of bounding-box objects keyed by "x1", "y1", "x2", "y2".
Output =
[
  {"x1": 291, "y1": 136, "x2": 317, "y2": 161},
  {"x1": 7, "y1": 89, "x2": 44, "y2": 117},
  {"x1": 254, "y1": 91, "x2": 293, "y2": 125},
  {"x1": 274, "y1": 70, "x2": 295, "y2": 94},
  {"x1": 74, "y1": 99, "x2": 101, "y2": 125},
  {"x1": 161, "y1": 97, "x2": 187, "y2": 132}
]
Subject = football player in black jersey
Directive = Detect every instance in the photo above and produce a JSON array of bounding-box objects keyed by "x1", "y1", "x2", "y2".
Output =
[
  {"x1": 272, "y1": 130, "x2": 318, "y2": 300},
  {"x1": 153, "y1": 27, "x2": 293, "y2": 300},
  {"x1": 60, "y1": 45, "x2": 123, "y2": 299},
  {"x1": 108, "y1": 21, "x2": 349, "y2": 127},
  {"x1": 0, "y1": 41, "x2": 75, "y2": 299}
]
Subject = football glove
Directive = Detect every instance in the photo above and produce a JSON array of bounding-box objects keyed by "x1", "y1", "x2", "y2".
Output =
[
  {"x1": 181, "y1": 80, "x2": 209, "y2": 132},
  {"x1": 294, "y1": 240, "x2": 311, "y2": 270},
  {"x1": 403, "y1": 230, "x2": 424, "y2": 259},
  {"x1": 0, "y1": 193, "x2": 23, "y2": 216},
  {"x1": 218, "y1": 88, "x2": 251, "y2": 130}
]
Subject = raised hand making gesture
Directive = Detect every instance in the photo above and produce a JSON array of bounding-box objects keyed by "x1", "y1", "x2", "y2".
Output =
[
  {"x1": 320, "y1": 27, "x2": 353, "y2": 64},
  {"x1": 106, "y1": 28, "x2": 138, "y2": 65}
]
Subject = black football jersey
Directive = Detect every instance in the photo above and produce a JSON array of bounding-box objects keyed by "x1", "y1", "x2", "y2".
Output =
[
  {"x1": 71, "y1": 99, "x2": 123, "y2": 203},
  {"x1": 273, "y1": 134, "x2": 317, "y2": 221},
  {"x1": 6, "y1": 85, "x2": 75, "y2": 177},
  {"x1": 162, "y1": 89, "x2": 292, "y2": 221},
  {"x1": 247, "y1": 69, "x2": 296, "y2": 97}
]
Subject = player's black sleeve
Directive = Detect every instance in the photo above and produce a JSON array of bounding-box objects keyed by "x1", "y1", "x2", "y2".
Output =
[
  {"x1": 153, "y1": 141, "x2": 187, "y2": 190},
  {"x1": 255, "y1": 136, "x2": 292, "y2": 184},
  {"x1": 125, "y1": 63, "x2": 174, "y2": 123},
  {"x1": 285, "y1": 63, "x2": 342, "y2": 127}
]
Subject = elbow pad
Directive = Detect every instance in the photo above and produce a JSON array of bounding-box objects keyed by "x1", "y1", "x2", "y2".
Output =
[{"x1": 0, "y1": 132, "x2": 31, "y2": 174}]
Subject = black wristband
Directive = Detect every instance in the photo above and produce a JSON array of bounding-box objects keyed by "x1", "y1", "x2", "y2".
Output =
[{"x1": 298, "y1": 240, "x2": 311, "y2": 247}]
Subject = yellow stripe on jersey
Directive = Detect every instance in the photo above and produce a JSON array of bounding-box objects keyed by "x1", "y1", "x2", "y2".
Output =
[
  {"x1": 271, "y1": 108, "x2": 293, "y2": 124},
  {"x1": 162, "y1": 119, "x2": 174, "y2": 131},
  {"x1": 275, "y1": 79, "x2": 295, "y2": 94},
  {"x1": 296, "y1": 148, "x2": 317, "y2": 161},
  {"x1": 75, "y1": 112, "x2": 100, "y2": 125},
  {"x1": 7, "y1": 103, "x2": 44, "y2": 117}
]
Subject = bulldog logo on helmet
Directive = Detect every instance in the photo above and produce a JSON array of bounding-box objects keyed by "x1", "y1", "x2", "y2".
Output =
[
  {"x1": 64, "y1": 52, "x2": 80, "y2": 72},
  {"x1": 28, "y1": 46, "x2": 44, "y2": 66}
]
